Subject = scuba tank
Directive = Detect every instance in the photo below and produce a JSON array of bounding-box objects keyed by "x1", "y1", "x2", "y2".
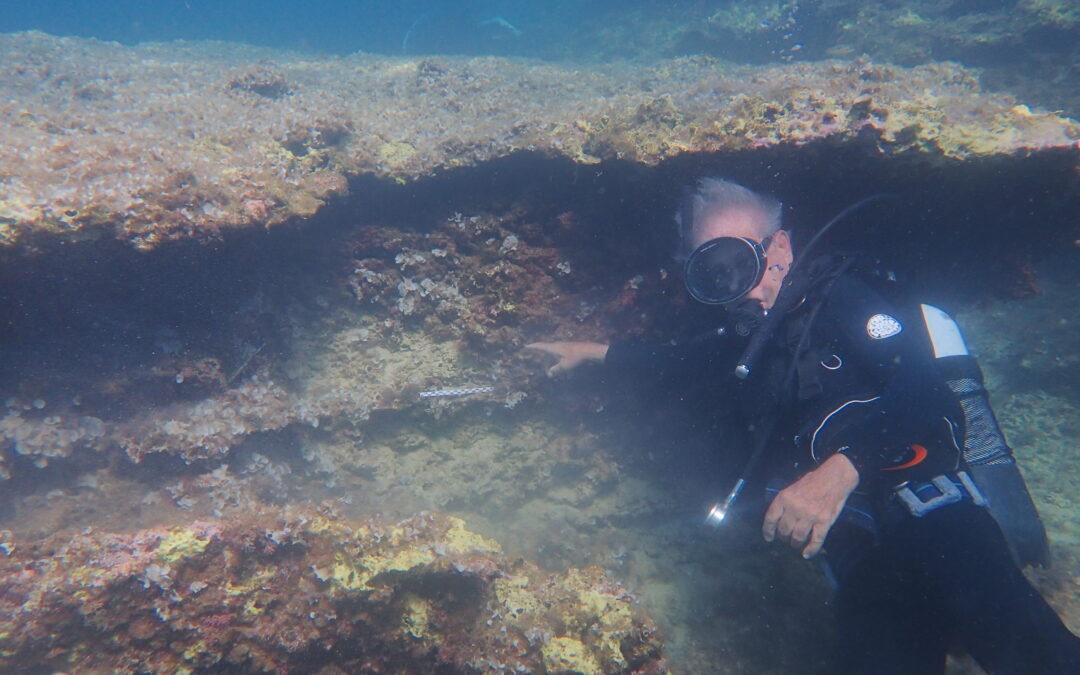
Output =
[{"x1": 920, "y1": 304, "x2": 1050, "y2": 567}]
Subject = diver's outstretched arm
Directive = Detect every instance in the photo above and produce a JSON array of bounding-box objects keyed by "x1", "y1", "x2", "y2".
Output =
[{"x1": 525, "y1": 341, "x2": 609, "y2": 376}]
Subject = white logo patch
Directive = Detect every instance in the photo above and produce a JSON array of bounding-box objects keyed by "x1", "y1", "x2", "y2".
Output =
[{"x1": 866, "y1": 314, "x2": 902, "y2": 339}]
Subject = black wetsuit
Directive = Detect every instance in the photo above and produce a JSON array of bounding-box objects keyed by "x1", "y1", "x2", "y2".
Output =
[{"x1": 604, "y1": 261, "x2": 1080, "y2": 673}]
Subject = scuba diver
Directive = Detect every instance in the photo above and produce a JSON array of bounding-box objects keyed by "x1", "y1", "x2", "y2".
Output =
[{"x1": 527, "y1": 178, "x2": 1080, "y2": 673}]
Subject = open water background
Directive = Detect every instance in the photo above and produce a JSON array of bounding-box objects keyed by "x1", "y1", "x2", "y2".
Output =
[
  {"x1": 5, "y1": 1, "x2": 1077, "y2": 115},
  {"x1": 0, "y1": 1, "x2": 647, "y2": 56}
]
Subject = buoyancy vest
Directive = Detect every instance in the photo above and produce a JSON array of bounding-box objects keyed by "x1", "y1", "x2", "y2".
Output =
[{"x1": 786, "y1": 257, "x2": 1048, "y2": 566}]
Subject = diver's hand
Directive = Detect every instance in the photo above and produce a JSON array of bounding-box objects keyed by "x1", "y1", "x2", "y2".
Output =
[
  {"x1": 763, "y1": 453, "x2": 859, "y2": 559},
  {"x1": 525, "y1": 341, "x2": 608, "y2": 376}
]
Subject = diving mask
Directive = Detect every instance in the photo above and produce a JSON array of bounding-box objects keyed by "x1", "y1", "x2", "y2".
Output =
[{"x1": 684, "y1": 235, "x2": 773, "y2": 305}]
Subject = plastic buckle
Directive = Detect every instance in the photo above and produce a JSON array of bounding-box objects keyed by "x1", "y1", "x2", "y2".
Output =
[
  {"x1": 895, "y1": 475, "x2": 963, "y2": 517},
  {"x1": 956, "y1": 470, "x2": 988, "y2": 507}
]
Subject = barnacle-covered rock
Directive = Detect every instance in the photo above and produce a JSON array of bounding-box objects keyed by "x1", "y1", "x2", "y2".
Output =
[{"x1": 0, "y1": 508, "x2": 665, "y2": 673}]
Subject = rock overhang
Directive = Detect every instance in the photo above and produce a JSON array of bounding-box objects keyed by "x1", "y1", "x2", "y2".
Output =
[
  {"x1": 1, "y1": 30, "x2": 1079, "y2": 477},
  {"x1": 1, "y1": 31, "x2": 1077, "y2": 256}
]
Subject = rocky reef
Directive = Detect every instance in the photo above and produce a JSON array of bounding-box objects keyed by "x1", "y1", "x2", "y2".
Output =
[
  {"x1": 0, "y1": 28, "x2": 1078, "y2": 674},
  {"x1": 0, "y1": 31, "x2": 1076, "y2": 254},
  {"x1": 0, "y1": 507, "x2": 663, "y2": 673},
  {"x1": 558, "y1": 1, "x2": 1080, "y2": 122}
]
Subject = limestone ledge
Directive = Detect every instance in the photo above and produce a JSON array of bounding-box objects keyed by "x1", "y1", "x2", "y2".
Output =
[{"x1": 1, "y1": 31, "x2": 1076, "y2": 252}]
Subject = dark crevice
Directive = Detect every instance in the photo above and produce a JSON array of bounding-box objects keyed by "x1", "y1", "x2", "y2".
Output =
[{"x1": 1, "y1": 146, "x2": 1076, "y2": 393}]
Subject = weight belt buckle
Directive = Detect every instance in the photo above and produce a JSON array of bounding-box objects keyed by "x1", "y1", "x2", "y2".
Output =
[{"x1": 895, "y1": 474, "x2": 964, "y2": 517}]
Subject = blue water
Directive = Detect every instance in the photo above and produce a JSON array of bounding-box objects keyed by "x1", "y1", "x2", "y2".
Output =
[
  {"x1": 5, "y1": 1, "x2": 1076, "y2": 114},
  {"x1": 0, "y1": 0, "x2": 631, "y2": 56}
]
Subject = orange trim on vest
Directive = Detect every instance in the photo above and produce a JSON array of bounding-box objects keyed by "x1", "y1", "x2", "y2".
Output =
[{"x1": 883, "y1": 444, "x2": 928, "y2": 471}]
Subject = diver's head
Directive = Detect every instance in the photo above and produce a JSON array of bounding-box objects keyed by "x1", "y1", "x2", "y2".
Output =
[{"x1": 676, "y1": 178, "x2": 792, "y2": 310}]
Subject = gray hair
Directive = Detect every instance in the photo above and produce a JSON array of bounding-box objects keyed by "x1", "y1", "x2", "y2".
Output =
[{"x1": 675, "y1": 178, "x2": 783, "y2": 261}]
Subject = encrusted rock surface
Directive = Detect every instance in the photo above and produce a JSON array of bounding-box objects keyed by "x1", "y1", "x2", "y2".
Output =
[
  {"x1": 0, "y1": 508, "x2": 664, "y2": 674},
  {"x1": 0, "y1": 202, "x2": 668, "y2": 475},
  {"x1": 1, "y1": 31, "x2": 1076, "y2": 252}
]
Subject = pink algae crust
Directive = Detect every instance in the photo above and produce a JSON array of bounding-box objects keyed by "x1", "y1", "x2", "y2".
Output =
[
  {"x1": 0, "y1": 508, "x2": 665, "y2": 674},
  {"x1": 1, "y1": 31, "x2": 1077, "y2": 252}
]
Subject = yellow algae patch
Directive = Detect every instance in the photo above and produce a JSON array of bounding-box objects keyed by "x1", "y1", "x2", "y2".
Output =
[
  {"x1": 67, "y1": 564, "x2": 110, "y2": 588},
  {"x1": 378, "y1": 141, "x2": 417, "y2": 167},
  {"x1": 443, "y1": 516, "x2": 501, "y2": 554},
  {"x1": 303, "y1": 514, "x2": 352, "y2": 536},
  {"x1": 318, "y1": 516, "x2": 498, "y2": 592},
  {"x1": 576, "y1": 586, "x2": 632, "y2": 627},
  {"x1": 243, "y1": 596, "x2": 268, "y2": 616},
  {"x1": 155, "y1": 528, "x2": 212, "y2": 564},
  {"x1": 576, "y1": 589, "x2": 631, "y2": 664},
  {"x1": 182, "y1": 639, "x2": 210, "y2": 662},
  {"x1": 261, "y1": 140, "x2": 302, "y2": 164},
  {"x1": 378, "y1": 547, "x2": 436, "y2": 575},
  {"x1": 325, "y1": 560, "x2": 366, "y2": 591},
  {"x1": 225, "y1": 566, "x2": 276, "y2": 616},
  {"x1": 401, "y1": 593, "x2": 436, "y2": 640},
  {"x1": 495, "y1": 574, "x2": 543, "y2": 619},
  {"x1": 558, "y1": 568, "x2": 636, "y2": 665},
  {"x1": 541, "y1": 636, "x2": 602, "y2": 675},
  {"x1": 222, "y1": 565, "x2": 274, "y2": 596},
  {"x1": 326, "y1": 548, "x2": 435, "y2": 592}
]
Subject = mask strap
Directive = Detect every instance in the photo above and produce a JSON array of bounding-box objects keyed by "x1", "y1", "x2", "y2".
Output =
[{"x1": 678, "y1": 188, "x2": 697, "y2": 257}]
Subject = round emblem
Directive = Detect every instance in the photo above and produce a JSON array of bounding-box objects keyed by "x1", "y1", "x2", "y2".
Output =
[{"x1": 866, "y1": 313, "x2": 902, "y2": 339}]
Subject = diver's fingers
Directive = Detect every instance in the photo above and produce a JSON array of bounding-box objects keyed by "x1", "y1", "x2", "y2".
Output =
[
  {"x1": 527, "y1": 342, "x2": 566, "y2": 376},
  {"x1": 762, "y1": 502, "x2": 783, "y2": 543},
  {"x1": 790, "y1": 520, "x2": 813, "y2": 549},
  {"x1": 525, "y1": 341, "x2": 563, "y2": 356},
  {"x1": 802, "y1": 523, "x2": 829, "y2": 559},
  {"x1": 775, "y1": 514, "x2": 795, "y2": 540},
  {"x1": 547, "y1": 356, "x2": 579, "y2": 377}
]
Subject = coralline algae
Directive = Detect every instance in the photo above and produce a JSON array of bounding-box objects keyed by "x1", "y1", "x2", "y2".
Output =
[{"x1": 0, "y1": 508, "x2": 665, "y2": 673}]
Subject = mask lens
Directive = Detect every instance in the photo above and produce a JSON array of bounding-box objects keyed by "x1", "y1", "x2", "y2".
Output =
[{"x1": 684, "y1": 237, "x2": 766, "y2": 305}]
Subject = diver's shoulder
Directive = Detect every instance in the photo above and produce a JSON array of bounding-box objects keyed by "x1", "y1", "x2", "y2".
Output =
[
  {"x1": 836, "y1": 254, "x2": 909, "y2": 294},
  {"x1": 821, "y1": 258, "x2": 916, "y2": 314}
]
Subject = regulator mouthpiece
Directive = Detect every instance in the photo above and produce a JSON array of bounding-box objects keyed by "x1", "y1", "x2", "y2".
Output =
[{"x1": 706, "y1": 478, "x2": 746, "y2": 527}]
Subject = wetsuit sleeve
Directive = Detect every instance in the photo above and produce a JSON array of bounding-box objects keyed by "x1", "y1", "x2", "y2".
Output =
[
  {"x1": 604, "y1": 330, "x2": 741, "y2": 391},
  {"x1": 818, "y1": 275, "x2": 953, "y2": 478},
  {"x1": 604, "y1": 342, "x2": 695, "y2": 380}
]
